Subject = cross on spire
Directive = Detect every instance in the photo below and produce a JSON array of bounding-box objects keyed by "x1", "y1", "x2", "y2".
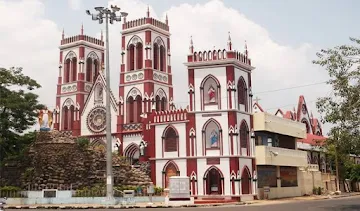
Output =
[{"x1": 254, "y1": 96, "x2": 261, "y2": 104}]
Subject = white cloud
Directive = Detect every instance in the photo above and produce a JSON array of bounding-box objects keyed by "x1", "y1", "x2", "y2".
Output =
[
  {"x1": 68, "y1": 0, "x2": 82, "y2": 10},
  {"x1": 0, "y1": 0, "x2": 331, "y2": 133},
  {"x1": 108, "y1": 0, "x2": 330, "y2": 132},
  {"x1": 0, "y1": 0, "x2": 60, "y2": 109}
]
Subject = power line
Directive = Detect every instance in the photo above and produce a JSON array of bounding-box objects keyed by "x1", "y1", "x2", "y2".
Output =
[{"x1": 253, "y1": 81, "x2": 327, "y2": 95}]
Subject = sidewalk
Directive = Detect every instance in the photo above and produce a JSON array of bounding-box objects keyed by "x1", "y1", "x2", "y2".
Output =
[{"x1": 4, "y1": 192, "x2": 360, "y2": 209}]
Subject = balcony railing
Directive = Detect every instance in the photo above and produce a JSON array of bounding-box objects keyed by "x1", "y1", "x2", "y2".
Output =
[
  {"x1": 255, "y1": 145, "x2": 307, "y2": 167},
  {"x1": 122, "y1": 123, "x2": 142, "y2": 132}
]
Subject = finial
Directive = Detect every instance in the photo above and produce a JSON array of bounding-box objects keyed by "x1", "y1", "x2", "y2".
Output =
[
  {"x1": 189, "y1": 36, "x2": 194, "y2": 54},
  {"x1": 165, "y1": 13, "x2": 168, "y2": 25},
  {"x1": 62, "y1": 28, "x2": 65, "y2": 40},
  {"x1": 147, "y1": 5, "x2": 150, "y2": 18},
  {"x1": 227, "y1": 31, "x2": 232, "y2": 51},
  {"x1": 245, "y1": 40, "x2": 248, "y2": 56},
  {"x1": 101, "y1": 30, "x2": 103, "y2": 41},
  {"x1": 81, "y1": 23, "x2": 84, "y2": 35}
]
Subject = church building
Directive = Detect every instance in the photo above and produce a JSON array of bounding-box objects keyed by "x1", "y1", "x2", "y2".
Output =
[{"x1": 53, "y1": 8, "x2": 256, "y2": 200}]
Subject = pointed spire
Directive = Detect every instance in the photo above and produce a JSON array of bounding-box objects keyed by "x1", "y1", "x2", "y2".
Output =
[
  {"x1": 245, "y1": 40, "x2": 248, "y2": 56},
  {"x1": 227, "y1": 31, "x2": 232, "y2": 51},
  {"x1": 189, "y1": 36, "x2": 194, "y2": 54},
  {"x1": 101, "y1": 30, "x2": 103, "y2": 41},
  {"x1": 165, "y1": 13, "x2": 168, "y2": 25},
  {"x1": 81, "y1": 23, "x2": 84, "y2": 35},
  {"x1": 62, "y1": 28, "x2": 65, "y2": 40},
  {"x1": 147, "y1": 5, "x2": 150, "y2": 18}
]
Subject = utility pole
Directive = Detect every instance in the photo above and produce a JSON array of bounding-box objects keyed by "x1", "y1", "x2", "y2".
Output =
[{"x1": 86, "y1": 6, "x2": 128, "y2": 200}]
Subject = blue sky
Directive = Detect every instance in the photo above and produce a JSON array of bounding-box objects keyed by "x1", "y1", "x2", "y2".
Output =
[{"x1": 1, "y1": 0, "x2": 359, "y2": 134}]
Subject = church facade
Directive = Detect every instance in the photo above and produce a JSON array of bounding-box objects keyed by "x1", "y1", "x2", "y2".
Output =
[{"x1": 53, "y1": 9, "x2": 256, "y2": 200}]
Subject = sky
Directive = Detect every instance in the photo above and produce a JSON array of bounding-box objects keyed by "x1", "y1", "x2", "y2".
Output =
[{"x1": 1, "y1": 0, "x2": 359, "y2": 134}]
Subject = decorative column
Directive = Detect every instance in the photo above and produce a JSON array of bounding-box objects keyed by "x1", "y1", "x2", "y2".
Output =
[{"x1": 188, "y1": 85, "x2": 194, "y2": 111}]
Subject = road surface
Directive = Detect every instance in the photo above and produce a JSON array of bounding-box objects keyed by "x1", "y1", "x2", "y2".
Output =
[{"x1": 6, "y1": 195, "x2": 360, "y2": 211}]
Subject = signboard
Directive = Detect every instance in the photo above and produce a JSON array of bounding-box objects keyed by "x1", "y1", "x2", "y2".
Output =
[{"x1": 169, "y1": 176, "x2": 190, "y2": 199}]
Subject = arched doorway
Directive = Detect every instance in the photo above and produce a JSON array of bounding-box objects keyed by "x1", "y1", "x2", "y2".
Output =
[
  {"x1": 124, "y1": 143, "x2": 140, "y2": 165},
  {"x1": 204, "y1": 166, "x2": 223, "y2": 195},
  {"x1": 241, "y1": 167, "x2": 251, "y2": 195},
  {"x1": 164, "y1": 161, "x2": 179, "y2": 188}
]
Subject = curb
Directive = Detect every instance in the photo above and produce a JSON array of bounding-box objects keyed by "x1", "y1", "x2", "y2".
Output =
[
  {"x1": 4, "y1": 194, "x2": 360, "y2": 209},
  {"x1": 5, "y1": 202, "x2": 248, "y2": 209}
]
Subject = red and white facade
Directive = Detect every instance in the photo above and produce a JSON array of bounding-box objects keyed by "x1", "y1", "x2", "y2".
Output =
[{"x1": 54, "y1": 9, "x2": 256, "y2": 200}]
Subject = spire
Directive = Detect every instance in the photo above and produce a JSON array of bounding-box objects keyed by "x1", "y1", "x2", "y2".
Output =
[
  {"x1": 165, "y1": 13, "x2": 168, "y2": 25},
  {"x1": 81, "y1": 23, "x2": 84, "y2": 35},
  {"x1": 101, "y1": 30, "x2": 103, "y2": 41},
  {"x1": 147, "y1": 5, "x2": 150, "y2": 18},
  {"x1": 245, "y1": 40, "x2": 248, "y2": 56},
  {"x1": 227, "y1": 31, "x2": 232, "y2": 51},
  {"x1": 189, "y1": 36, "x2": 194, "y2": 54},
  {"x1": 62, "y1": 28, "x2": 65, "y2": 40}
]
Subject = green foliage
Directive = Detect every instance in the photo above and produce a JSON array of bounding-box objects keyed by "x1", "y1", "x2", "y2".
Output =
[
  {"x1": 73, "y1": 184, "x2": 106, "y2": 197},
  {"x1": 0, "y1": 67, "x2": 44, "y2": 163},
  {"x1": 0, "y1": 186, "x2": 23, "y2": 197},
  {"x1": 345, "y1": 163, "x2": 360, "y2": 182},
  {"x1": 313, "y1": 38, "x2": 360, "y2": 180},
  {"x1": 76, "y1": 137, "x2": 90, "y2": 148},
  {"x1": 154, "y1": 186, "x2": 164, "y2": 195}
]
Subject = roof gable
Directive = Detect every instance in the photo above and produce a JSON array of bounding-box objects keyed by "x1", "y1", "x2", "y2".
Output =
[{"x1": 81, "y1": 73, "x2": 118, "y2": 116}]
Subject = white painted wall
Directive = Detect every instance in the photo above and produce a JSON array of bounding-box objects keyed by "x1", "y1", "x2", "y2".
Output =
[
  {"x1": 155, "y1": 159, "x2": 187, "y2": 188},
  {"x1": 196, "y1": 158, "x2": 230, "y2": 196},
  {"x1": 194, "y1": 67, "x2": 227, "y2": 111},
  {"x1": 80, "y1": 82, "x2": 118, "y2": 136},
  {"x1": 155, "y1": 122, "x2": 187, "y2": 158},
  {"x1": 234, "y1": 67, "x2": 250, "y2": 112},
  {"x1": 123, "y1": 134, "x2": 142, "y2": 152},
  {"x1": 195, "y1": 112, "x2": 229, "y2": 156}
]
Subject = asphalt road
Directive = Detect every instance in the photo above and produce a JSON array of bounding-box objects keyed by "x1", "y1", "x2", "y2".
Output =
[{"x1": 6, "y1": 195, "x2": 360, "y2": 211}]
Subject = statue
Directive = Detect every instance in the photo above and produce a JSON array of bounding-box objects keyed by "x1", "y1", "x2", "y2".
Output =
[
  {"x1": 139, "y1": 139, "x2": 148, "y2": 156},
  {"x1": 38, "y1": 107, "x2": 53, "y2": 131},
  {"x1": 210, "y1": 130, "x2": 219, "y2": 147},
  {"x1": 208, "y1": 86, "x2": 216, "y2": 103}
]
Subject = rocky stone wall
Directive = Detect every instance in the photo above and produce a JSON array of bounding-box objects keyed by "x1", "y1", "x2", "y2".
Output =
[{"x1": 3, "y1": 130, "x2": 151, "y2": 190}]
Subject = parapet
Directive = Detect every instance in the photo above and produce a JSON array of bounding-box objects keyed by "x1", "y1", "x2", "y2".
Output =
[
  {"x1": 61, "y1": 35, "x2": 104, "y2": 46},
  {"x1": 187, "y1": 48, "x2": 251, "y2": 66},
  {"x1": 122, "y1": 17, "x2": 169, "y2": 32}
]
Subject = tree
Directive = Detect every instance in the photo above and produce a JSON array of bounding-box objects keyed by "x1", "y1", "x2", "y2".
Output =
[
  {"x1": 0, "y1": 67, "x2": 44, "y2": 163},
  {"x1": 314, "y1": 37, "x2": 360, "y2": 190}
]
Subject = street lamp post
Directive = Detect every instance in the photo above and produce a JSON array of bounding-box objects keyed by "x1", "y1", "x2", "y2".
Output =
[{"x1": 86, "y1": 5, "x2": 128, "y2": 199}]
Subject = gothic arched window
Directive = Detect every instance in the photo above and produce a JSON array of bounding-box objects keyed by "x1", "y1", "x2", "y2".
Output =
[
  {"x1": 164, "y1": 127, "x2": 178, "y2": 152},
  {"x1": 160, "y1": 45, "x2": 165, "y2": 71},
  {"x1": 129, "y1": 44, "x2": 135, "y2": 71},
  {"x1": 134, "y1": 95, "x2": 142, "y2": 123},
  {"x1": 64, "y1": 59, "x2": 71, "y2": 83},
  {"x1": 161, "y1": 97, "x2": 167, "y2": 111},
  {"x1": 136, "y1": 43, "x2": 143, "y2": 69},
  {"x1": 86, "y1": 58, "x2": 92, "y2": 82},
  {"x1": 237, "y1": 77, "x2": 248, "y2": 112},
  {"x1": 240, "y1": 121, "x2": 249, "y2": 150},
  {"x1": 153, "y1": 43, "x2": 159, "y2": 70},
  {"x1": 72, "y1": 58, "x2": 77, "y2": 82},
  {"x1": 93, "y1": 60, "x2": 99, "y2": 81},
  {"x1": 127, "y1": 96, "x2": 134, "y2": 123}
]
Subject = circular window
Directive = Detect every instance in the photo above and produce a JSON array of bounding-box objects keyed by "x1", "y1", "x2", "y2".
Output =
[{"x1": 87, "y1": 107, "x2": 106, "y2": 133}]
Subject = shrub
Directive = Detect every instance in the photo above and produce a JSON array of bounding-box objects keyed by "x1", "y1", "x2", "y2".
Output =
[{"x1": 76, "y1": 138, "x2": 90, "y2": 148}]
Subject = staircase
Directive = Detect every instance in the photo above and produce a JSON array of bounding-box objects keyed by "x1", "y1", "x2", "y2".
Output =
[{"x1": 194, "y1": 196, "x2": 238, "y2": 204}]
